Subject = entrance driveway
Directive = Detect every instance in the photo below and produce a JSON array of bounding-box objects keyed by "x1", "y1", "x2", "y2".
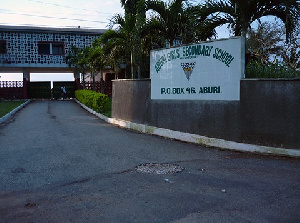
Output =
[{"x1": 0, "y1": 100, "x2": 299, "y2": 222}]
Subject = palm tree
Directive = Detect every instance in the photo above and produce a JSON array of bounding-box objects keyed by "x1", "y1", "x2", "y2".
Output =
[
  {"x1": 144, "y1": 0, "x2": 224, "y2": 47},
  {"x1": 101, "y1": 14, "x2": 138, "y2": 79},
  {"x1": 201, "y1": 0, "x2": 299, "y2": 41},
  {"x1": 98, "y1": 33, "x2": 124, "y2": 79},
  {"x1": 87, "y1": 43, "x2": 106, "y2": 92},
  {"x1": 67, "y1": 42, "x2": 107, "y2": 92},
  {"x1": 266, "y1": 0, "x2": 300, "y2": 42},
  {"x1": 144, "y1": 0, "x2": 185, "y2": 47},
  {"x1": 66, "y1": 46, "x2": 89, "y2": 89},
  {"x1": 120, "y1": 0, "x2": 140, "y2": 15},
  {"x1": 181, "y1": 2, "x2": 229, "y2": 43}
]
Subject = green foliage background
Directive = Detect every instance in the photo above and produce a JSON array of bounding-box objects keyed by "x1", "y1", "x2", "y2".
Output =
[{"x1": 67, "y1": 0, "x2": 299, "y2": 79}]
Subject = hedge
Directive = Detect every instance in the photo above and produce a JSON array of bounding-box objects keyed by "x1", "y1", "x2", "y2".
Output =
[
  {"x1": 75, "y1": 90, "x2": 108, "y2": 113},
  {"x1": 246, "y1": 60, "x2": 300, "y2": 78}
]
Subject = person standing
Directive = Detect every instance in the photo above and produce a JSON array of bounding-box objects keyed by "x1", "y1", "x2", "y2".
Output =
[{"x1": 61, "y1": 86, "x2": 66, "y2": 100}]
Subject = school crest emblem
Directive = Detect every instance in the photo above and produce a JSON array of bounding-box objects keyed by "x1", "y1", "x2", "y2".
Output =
[{"x1": 181, "y1": 62, "x2": 196, "y2": 80}]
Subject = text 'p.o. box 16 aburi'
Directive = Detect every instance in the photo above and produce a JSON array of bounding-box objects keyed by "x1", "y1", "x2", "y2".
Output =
[{"x1": 150, "y1": 37, "x2": 245, "y2": 100}]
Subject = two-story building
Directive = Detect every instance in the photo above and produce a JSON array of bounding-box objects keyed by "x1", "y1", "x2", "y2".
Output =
[{"x1": 0, "y1": 25, "x2": 106, "y2": 98}]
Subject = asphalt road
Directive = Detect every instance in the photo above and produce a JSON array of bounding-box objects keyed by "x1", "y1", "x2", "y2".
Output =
[{"x1": 0, "y1": 100, "x2": 299, "y2": 223}]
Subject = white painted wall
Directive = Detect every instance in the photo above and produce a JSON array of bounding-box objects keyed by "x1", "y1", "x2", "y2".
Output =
[{"x1": 150, "y1": 37, "x2": 245, "y2": 101}]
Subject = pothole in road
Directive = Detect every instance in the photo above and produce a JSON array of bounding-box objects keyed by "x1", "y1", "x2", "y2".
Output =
[
  {"x1": 135, "y1": 163, "x2": 184, "y2": 174},
  {"x1": 24, "y1": 203, "x2": 38, "y2": 209}
]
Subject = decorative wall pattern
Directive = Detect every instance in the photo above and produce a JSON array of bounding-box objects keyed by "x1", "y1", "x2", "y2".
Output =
[
  {"x1": 0, "y1": 30, "x2": 101, "y2": 67},
  {"x1": 0, "y1": 81, "x2": 23, "y2": 88}
]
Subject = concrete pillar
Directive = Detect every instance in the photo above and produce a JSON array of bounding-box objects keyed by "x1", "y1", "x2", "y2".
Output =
[
  {"x1": 23, "y1": 69, "x2": 30, "y2": 99},
  {"x1": 74, "y1": 71, "x2": 81, "y2": 90}
]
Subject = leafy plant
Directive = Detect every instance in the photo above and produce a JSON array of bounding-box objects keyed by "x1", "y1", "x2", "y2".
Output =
[
  {"x1": 75, "y1": 90, "x2": 109, "y2": 113},
  {"x1": 246, "y1": 60, "x2": 300, "y2": 78},
  {"x1": 201, "y1": 0, "x2": 299, "y2": 40}
]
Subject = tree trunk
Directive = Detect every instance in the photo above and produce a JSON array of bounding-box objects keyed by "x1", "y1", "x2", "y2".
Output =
[
  {"x1": 82, "y1": 73, "x2": 85, "y2": 89},
  {"x1": 92, "y1": 71, "x2": 96, "y2": 91},
  {"x1": 131, "y1": 51, "x2": 134, "y2": 79},
  {"x1": 100, "y1": 68, "x2": 104, "y2": 94},
  {"x1": 138, "y1": 65, "x2": 141, "y2": 79}
]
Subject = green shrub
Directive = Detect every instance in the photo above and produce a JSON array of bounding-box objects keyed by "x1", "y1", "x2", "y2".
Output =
[
  {"x1": 75, "y1": 90, "x2": 109, "y2": 113},
  {"x1": 246, "y1": 60, "x2": 300, "y2": 78}
]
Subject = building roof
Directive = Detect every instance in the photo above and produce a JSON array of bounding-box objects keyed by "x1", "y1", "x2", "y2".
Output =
[{"x1": 0, "y1": 25, "x2": 106, "y2": 35}]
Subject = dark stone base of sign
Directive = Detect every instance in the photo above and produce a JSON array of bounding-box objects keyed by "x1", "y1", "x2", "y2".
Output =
[{"x1": 112, "y1": 79, "x2": 300, "y2": 150}]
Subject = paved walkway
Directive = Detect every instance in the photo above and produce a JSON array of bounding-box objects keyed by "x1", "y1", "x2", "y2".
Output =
[{"x1": 0, "y1": 100, "x2": 299, "y2": 222}]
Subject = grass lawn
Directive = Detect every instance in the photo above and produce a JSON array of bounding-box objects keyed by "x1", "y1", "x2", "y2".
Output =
[{"x1": 0, "y1": 101, "x2": 26, "y2": 118}]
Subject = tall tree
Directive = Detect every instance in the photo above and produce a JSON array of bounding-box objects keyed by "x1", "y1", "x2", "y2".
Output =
[
  {"x1": 120, "y1": 0, "x2": 140, "y2": 15},
  {"x1": 201, "y1": 0, "x2": 299, "y2": 40},
  {"x1": 87, "y1": 42, "x2": 106, "y2": 92},
  {"x1": 120, "y1": 0, "x2": 146, "y2": 78},
  {"x1": 245, "y1": 20, "x2": 299, "y2": 78},
  {"x1": 144, "y1": 0, "x2": 223, "y2": 46},
  {"x1": 145, "y1": 0, "x2": 186, "y2": 47},
  {"x1": 98, "y1": 33, "x2": 125, "y2": 79},
  {"x1": 246, "y1": 21, "x2": 283, "y2": 65},
  {"x1": 66, "y1": 46, "x2": 89, "y2": 89},
  {"x1": 281, "y1": 20, "x2": 300, "y2": 69},
  {"x1": 181, "y1": 2, "x2": 228, "y2": 43},
  {"x1": 66, "y1": 42, "x2": 106, "y2": 91},
  {"x1": 102, "y1": 14, "x2": 138, "y2": 79}
]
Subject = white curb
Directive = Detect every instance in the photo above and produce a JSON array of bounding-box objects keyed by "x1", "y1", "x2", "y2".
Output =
[
  {"x1": 0, "y1": 100, "x2": 31, "y2": 124},
  {"x1": 75, "y1": 99, "x2": 300, "y2": 158}
]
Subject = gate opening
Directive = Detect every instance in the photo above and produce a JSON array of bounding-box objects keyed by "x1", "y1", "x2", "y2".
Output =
[
  {"x1": 29, "y1": 73, "x2": 75, "y2": 99},
  {"x1": 0, "y1": 72, "x2": 75, "y2": 99}
]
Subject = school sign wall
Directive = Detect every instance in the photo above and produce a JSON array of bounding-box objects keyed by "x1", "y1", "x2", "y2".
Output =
[{"x1": 150, "y1": 37, "x2": 245, "y2": 100}]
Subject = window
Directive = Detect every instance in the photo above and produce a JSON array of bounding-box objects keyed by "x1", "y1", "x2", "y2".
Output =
[
  {"x1": 38, "y1": 42, "x2": 50, "y2": 54},
  {"x1": 38, "y1": 42, "x2": 64, "y2": 55},
  {"x1": 0, "y1": 40, "x2": 7, "y2": 54},
  {"x1": 52, "y1": 43, "x2": 64, "y2": 55}
]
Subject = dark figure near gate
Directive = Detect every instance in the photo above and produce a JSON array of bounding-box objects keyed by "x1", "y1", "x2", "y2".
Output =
[{"x1": 61, "y1": 86, "x2": 66, "y2": 100}]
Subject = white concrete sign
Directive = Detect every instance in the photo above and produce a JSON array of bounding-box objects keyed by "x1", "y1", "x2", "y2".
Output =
[{"x1": 150, "y1": 37, "x2": 245, "y2": 100}]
